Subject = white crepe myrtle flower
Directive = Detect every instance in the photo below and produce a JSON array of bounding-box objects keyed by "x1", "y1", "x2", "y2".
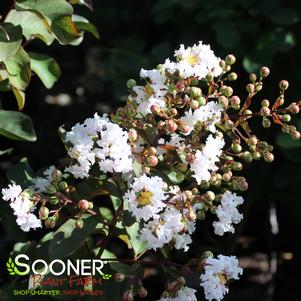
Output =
[
  {"x1": 157, "y1": 134, "x2": 185, "y2": 155},
  {"x1": 200, "y1": 255, "x2": 243, "y2": 301},
  {"x1": 139, "y1": 206, "x2": 193, "y2": 251},
  {"x1": 31, "y1": 165, "x2": 56, "y2": 192},
  {"x1": 64, "y1": 113, "x2": 133, "y2": 178},
  {"x1": 164, "y1": 41, "x2": 222, "y2": 79},
  {"x1": 190, "y1": 135, "x2": 225, "y2": 184},
  {"x1": 124, "y1": 175, "x2": 167, "y2": 222},
  {"x1": 1, "y1": 184, "x2": 42, "y2": 232},
  {"x1": 181, "y1": 101, "x2": 223, "y2": 135},
  {"x1": 213, "y1": 191, "x2": 244, "y2": 236},
  {"x1": 157, "y1": 286, "x2": 197, "y2": 301}
]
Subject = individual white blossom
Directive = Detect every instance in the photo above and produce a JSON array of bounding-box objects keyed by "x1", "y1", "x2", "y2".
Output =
[
  {"x1": 157, "y1": 286, "x2": 198, "y2": 301},
  {"x1": 31, "y1": 165, "x2": 56, "y2": 192},
  {"x1": 190, "y1": 135, "x2": 225, "y2": 184},
  {"x1": 124, "y1": 175, "x2": 167, "y2": 222},
  {"x1": 181, "y1": 101, "x2": 223, "y2": 135},
  {"x1": 65, "y1": 113, "x2": 133, "y2": 178},
  {"x1": 200, "y1": 254, "x2": 243, "y2": 301},
  {"x1": 213, "y1": 191, "x2": 244, "y2": 236},
  {"x1": 157, "y1": 134, "x2": 185, "y2": 155},
  {"x1": 164, "y1": 41, "x2": 222, "y2": 79},
  {"x1": 1, "y1": 184, "x2": 42, "y2": 232}
]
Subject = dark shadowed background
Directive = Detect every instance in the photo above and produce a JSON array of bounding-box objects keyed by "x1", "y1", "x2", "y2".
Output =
[{"x1": 1, "y1": 0, "x2": 301, "y2": 300}]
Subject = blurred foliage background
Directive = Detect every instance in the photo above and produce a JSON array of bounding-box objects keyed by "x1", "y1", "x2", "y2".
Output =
[{"x1": 1, "y1": 0, "x2": 301, "y2": 300}]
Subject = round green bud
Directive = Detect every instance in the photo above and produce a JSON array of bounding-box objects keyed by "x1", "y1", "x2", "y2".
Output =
[
  {"x1": 291, "y1": 130, "x2": 301, "y2": 140},
  {"x1": 59, "y1": 181, "x2": 68, "y2": 191},
  {"x1": 190, "y1": 78, "x2": 199, "y2": 86},
  {"x1": 200, "y1": 181, "x2": 210, "y2": 189},
  {"x1": 228, "y1": 72, "x2": 238, "y2": 81},
  {"x1": 264, "y1": 152, "x2": 274, "y2": 162},
  {"x1": 282, "y1": 114, "x2": 291, "y2": 123},
  {"x1": 39, "y1": 207, "x2": 49, "y2": 220},
  {"x1": 219, "y1": 60, "x2": 227, "y2": 68},
  {"x1": 231, "y1": 143, "x2": 242, "y2": 153},
  {"x1": 126, "y1": 79, "x2": 136, "y2": 89},
  {"x1": 225, "y1": 54, "x2": 236, "y2": 65},
  {"x1": 190, "y1": 87, "x2": 202, "y2": 98},
  {"x1": 46, "y1": 184, "x2": 57, "y2": 195},
  {"x1": 260, "y1": 66, "x2": 270, "y2": 78},
  {"x1": 232, "y1": 162, "x2": 243, "y2": 171},
  {"x1": 242, "y1": 151, "x2": 253, "y2": 163},
  {"x1": 279, "y1": 80, "x2": 289, "y2": 91},
  {"x1": 246, "y1": 83, "x2": 255, "y2": 93},
  {"x1": 49, "y1": 196, "x2": 60, "y2": 205},
  {"x1": 261, "y1": 99, "x2": 270, "y2": 107},
  {"x1": 75, "y1": 219, "x2": 84, "y2": 229},
  {"x1": 45, "y1": 217, "x2": 56, "y2": 229},
  {"x1": 262, "y1": 117, "x2": 271, "y2": 128},
  {"x1": 205, "y1": 191, "x2": 215, "y2": 202},
  {"x1": 197, "y1": 96, "x2": 207, "y2": 106},
  {"x1": 256, "y1": 83, "x2": 263, "y2": 92},
  {"x1": 249, "y1": 73, "x2": 257, "y2": 82},
  {"x1": 201, "y1": 250, "x2": 214, "y2": 260},
  {"x1": 248, "y1": 135, "x2": 258, "y2": 145},
  {"x1": 252, "y1": 151, "x2": 261, "y2": 160},
  {"x1": 244, "y1": 109, "x2": 252, "y2": 116},
  {"x1": 223, "y1": 86, "x2": 233, "y2": 97},
  {"x1": 218, "y1": 95, "x2": 229, "y2": 108},
  {"x1": 206, "y1": 72, "x2": 214, "y2": 82},
  {"x1": 222, "y1": 172, "x2": 232, "y2": 182},
  {"x1": 51, "y1": 169, "x2": 62, "y2": 182}
]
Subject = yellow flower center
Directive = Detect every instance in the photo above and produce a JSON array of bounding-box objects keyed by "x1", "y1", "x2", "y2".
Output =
[
  {"x1": 144, "y1": 83, "x2": 154, "y2": 97},
  {"x1": 137, "y1": 190, "x2": 153, "y2": 206},
  {"x1": 185, "y1": 54, "x2": 200, "y2": 66},
  {"x1": 217, "y1": 272, "x2": 228, "y2": 285}
]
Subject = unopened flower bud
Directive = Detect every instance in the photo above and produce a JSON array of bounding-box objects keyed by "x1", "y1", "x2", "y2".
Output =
[
  {"x1": 244, "y1": 109, "x2": 252, "y2": 116},
  {"x1": 151, "y1": 104, "x2": 161, "y2": 115},
  {"x1": 157, "y1": 121, "x2": 165, "y2": 130},
  {"x1": 281, "y1": 114, "x2": 291, "y2": 122},
  {"x1": 128, "y1": 129, "x2": 138, "y2": 142},
  {"x1": 127, "y1": 79, "x2": 136, "y2": 89},
  {"x1": 78, "y1": 199, "x2": 89, "y2": 210},
  {"x1": 248, "y1": 135, "x2": 258, "y2": 145},
  {"x1": 282, "y1": 124, "x2": 290, "y2": 133},
  {"x1": 228, "y1": 72, "x2": 238, "y2": 81},
  {"x1": 261, "y1": 99, "x2": 270, "y2": 107},
  {"x1": 252, "y1": 151, "x2": 261, "y2": 160},
  {"x1": 225, "y1": 54, "x2": 236, "y2": 65},
  {"x1": 114, "y1": 273, "x2": 125, "y2": 282},
  {"x1": 186, "y1": 153, "x2": 195, "y2": 163},
  {"x1": 88, "y1": 202, "x2": 94, "y2": 209},
  {"x1": 246, "y1": 83, "x2": 255, "y2": 93},
  {"x1": 222, "y1": 172, "x2": 232, "y2": 182},
  {"x1": 39, "y1": 207, "x2": 49, "y2": 220},
  {"x1": 46, "y1": 184, "x2": 57, "y2": 195},
  {"x1": 177, "y1": 276, "x2": 186, "y2": 286},
  {"x1": 51, "y1": 169, "x2": 62, "y2": 182},
  {"x1": 170, "y1": 108, "x2": 178, "y2": 116},
  {"x1": 122, "y1": 290, "x2": 133, "y2": 301},
  {"x1": 231, "y1": 143, "x2": 242, "y2": 153},
  {"x1": 289, "y1": 103, "x2": 300, "y2": 114},
  {"x1": 279, "y1": 80, "x2": 289, "y2": 91},
  {"x1": 205, "y1": 191, "x2": 215, "y2": 202},
  {"x1": 223, "y1": 86, "x2": 233, "y2": 97},
  {"x1": 190, "y1": 78, "x2": 199, "y2": 86},
  {"x1": 167, "y1": 119, "x2": 178, "y2": 133},
  {"x1": 176, "y1": 81, "x2": 185, "y2": 92},
  {"x1": 59, "y1": 181, "x2": 68, "y2": 192},
  {"x1": 291, "y1": 130, "x2": 301, "y2": 140},
  {"x1": 260, "y1": 107, "x2": 271, "y2": 116},
  {"x1": 49, "y1": 196, "x2": 60, "y2": 205},
  {"x1": 190, "y1": 87, "x2": 202, "y2": 98},
  {"x1": 262, "y1": 117, "x2": 271, "y2": 128},
  {"x1": 260, "y1": 66, "x2": 270, "y2": 78},
  {"x1": 264, "y1": 152, "x2": 274, "y2": 162},
  {"x1": 242, "y1": 151, "x2": 253, "y2": 163},
  {"x1": 218, "y1": 96, "x2": 229, "y2": 108},
  {"x1": 197, "y1": 210, "x2": 206, "y2": 220},
  {"x1": 232, "y1": 162, "x2": 243, "y2": 171},
  {"x1": 201, "y1": 250, "x2": 214, "y2": 260},
  {"x1": 138, "y1": 287, "x2": 148, "y2": 298},
  {"x1": 249, "y1": 73, "x2": 257, "y2": 82},
  {"x1": 197, "y1": 96, "x2": 206, "y2": 107},
  {"x1": 75, "y1": 219, "x2": 84, "y2": 229},
  {"x1": 190, "y1": 99, "x2": 199, "y2": 110},
  {"x1": 147, "y1": 155, "x2": 158, "y2": 167},
  {"x1": 45, "y1": 217, "x2": 56, "y2": 229}
]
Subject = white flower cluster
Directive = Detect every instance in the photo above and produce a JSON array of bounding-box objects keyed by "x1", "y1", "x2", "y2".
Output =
[
  {"x1": 64, "y1": 113, "x2": 133, "y2": 178},
  {"x1": 164, "y1": 41, "x2": 222, "y2": 79},
  {"x1": 181, "y1": 101, "x2": 223, "y2": 135},
  {"x1": 124, "y1": 176, "x2": 194, "y2": 251},
  {"x1": 157, "y1": 286, "x2": 198, "y2": 301},
  {"x1": 190, "y1": 134, "x2": 225, "y2": 184},
  {"x1": 213, "y1": 191, "x2": 244, "y2": 236},
  {"x1": 1, "y1": 184, "x2": 41, "y2": 232},
  {"x1": 200, "y1": 255, "x2": 243, "y2": 301}
]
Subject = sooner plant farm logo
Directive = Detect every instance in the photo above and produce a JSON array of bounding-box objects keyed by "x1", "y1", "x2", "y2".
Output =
[{"x1": 5, "y1": 254, "x2": 112, "y2": 297}]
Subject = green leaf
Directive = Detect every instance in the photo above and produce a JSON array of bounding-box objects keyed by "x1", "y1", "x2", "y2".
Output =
[
  {"x1": 5, "y1": 9, "x2": 55, "y2": 45},
  {"x1": 126, "y1": 222, "x2": 147, "y2": 257},
  {"x1": 12, "y1": 87, "x2": 26, "y2": 111},
  {"x1": 0, "y1": 110, "x2": 36, "y2": 142},
  {"x1": 99, "y1": 207, "x2": 113, "y2": 222},
  {"x1": 49, "y1": 214, "x2": 101, "y2": 260},
  {"x1": 29, "y1": 52, "x2": 61, "y2": 88},
  {"x1": 76, "y1": 178, "x2": 105, "y2": 200},
  {"x1": 72, "y1": 15, "x2": 99, "y2": 39},
  {"x1": 15, "y1": 0, "x2": 73, "y2": 23},
  {"x1": 4, "y1": 47, "x2": 31, "y2": 91},
  {"x1": 0, "y1": 23, "x2": 22, "y2": 61},
  {"x1": 6, "y1": 157, "x2": 34, "y2": 187},
  {"x1": 276, "y1": 132, "x2": 301, "y2": 149},
  {"x1": 165, "y1": 170, "x2": 185, "y2": 184},
  {"x1": 51, "y1": 15, "x2": 81, "y2": 44}
]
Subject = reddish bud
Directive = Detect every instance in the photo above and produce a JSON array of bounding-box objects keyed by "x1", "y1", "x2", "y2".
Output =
[{"x1": 78, "y1": 199, "x2": 89, "y2": 210}]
